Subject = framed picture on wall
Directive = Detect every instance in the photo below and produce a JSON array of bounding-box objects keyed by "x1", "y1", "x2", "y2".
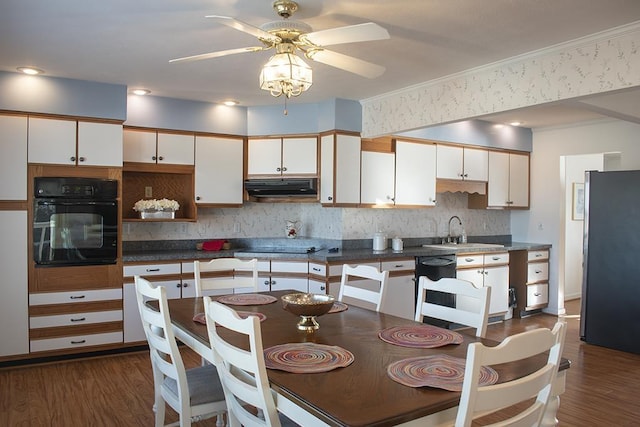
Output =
[{"x1": 572, "y1": 182, "x2": 585, "y2": 221}]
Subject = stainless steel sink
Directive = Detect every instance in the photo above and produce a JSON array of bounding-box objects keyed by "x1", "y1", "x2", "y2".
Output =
[{"x1": 421, "y1": 243, "x2": 504, "y2": 249}]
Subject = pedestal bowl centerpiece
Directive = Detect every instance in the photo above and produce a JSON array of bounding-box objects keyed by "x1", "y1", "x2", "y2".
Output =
[{"x1": 281, "y1": 293, "x2": 335, "y2": 332}]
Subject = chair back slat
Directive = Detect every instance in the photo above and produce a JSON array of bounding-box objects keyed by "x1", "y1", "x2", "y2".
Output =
[
  {"x1": 455, "y1": 321, "x2": 567, "y2": 427},
  {"x1": 415, "y1": 276, "x2": 491, "y2": 338},
  {"x1": 194, "y1": 258, "x2": 259, "y2": 297},
  {"x1": 204, "y1": 297, "x2": 282, "y2": 427},
  {"x1": 338, "y1": 264, "x2": 389, "y2": 312}
]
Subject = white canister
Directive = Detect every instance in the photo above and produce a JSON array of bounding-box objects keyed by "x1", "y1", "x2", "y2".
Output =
[
  {"x1": 373, "y1": 232, "x2": 387, "y2": 251},
  {"x1": 392, "y1": 237, "x2": 404, "y2": 251}
]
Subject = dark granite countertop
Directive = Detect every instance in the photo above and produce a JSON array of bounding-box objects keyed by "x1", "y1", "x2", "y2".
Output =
[{"x1": 122, "y1": 241, "x2": 551, "y2": 263}]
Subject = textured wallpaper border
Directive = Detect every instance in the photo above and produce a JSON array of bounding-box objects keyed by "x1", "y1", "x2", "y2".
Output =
[{"x1": 361, "y1": 22, "x2": 640, "y2": 137}]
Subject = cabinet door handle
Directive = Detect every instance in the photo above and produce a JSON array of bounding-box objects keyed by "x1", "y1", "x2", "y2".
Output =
[
  {"x1": 70, "y1": 317, "x2": 86, "y2": 322},
  {"x1": 176, "y1": 283, "x2": 182, "y2": 288},
  {"x1": 328, "y1": 196, "x2": 333, "y2": 201},
  {"x1": 196, "y1": 196, "x2": 201, "y2": 201},
  {"x1": 152, "y1": 156, "x2": 157, "y2": 161},
  {"x1": 70, "y1": 295, "x2": 86, "y2": 300},
  {"x1": 276, "y1": 167, "x2": 282, "y2": 172},
  {"x1": 281, "y1": 167, "x2": 287, "y2": 172},
  {"x1": 70, "y1": 156, "x2": 76, "y2": 162},
  {"x1": 146, "y1": 268, "x2": 160, "y2": 272},
  {"x1": 158, "y1": 156, "x2": 164, "y2": 161},
  {"x1": 320, "y1": 286, "x2": 326, "y2": 291},
  {"x1": 70, "y1": 340, "x2": 86, "y2": 345},
  {"x1": 182, "y1": 283, "x2": 189, "y2": 288},
  {"x1": 264, "y1": 280, "x2": 270, "y2": 286},
  {"x1": 78, "y1": 157, "x2": 85, "y2": 162}
]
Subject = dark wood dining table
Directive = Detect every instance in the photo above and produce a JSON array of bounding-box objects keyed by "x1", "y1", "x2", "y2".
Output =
[{"x1": 166, "y1": 290, "x2": 569, "y2": 427}]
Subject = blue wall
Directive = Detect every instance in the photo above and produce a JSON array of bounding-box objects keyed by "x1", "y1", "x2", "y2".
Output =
[
  {"x1": 398, "y1": 119, "x2": 533, "y2": 152},
  {"x1": 0, "y1": 71, "x2": 531, "y2": 151},
  {"x1": 125, "y1": 94, "x2": 247, "y2": 135},
  {"x1": 0, "y1": 71, "x2": 126, "y2": 121}
]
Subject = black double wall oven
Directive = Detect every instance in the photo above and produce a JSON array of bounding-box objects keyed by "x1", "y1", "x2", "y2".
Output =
[{"x1": 33, "y1": 177, "x2": 118, "y2": 267}]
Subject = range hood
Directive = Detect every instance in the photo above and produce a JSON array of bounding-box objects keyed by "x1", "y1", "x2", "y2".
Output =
[{"x1": 244, "y1": 178, "x2": 318, "y2": 198}]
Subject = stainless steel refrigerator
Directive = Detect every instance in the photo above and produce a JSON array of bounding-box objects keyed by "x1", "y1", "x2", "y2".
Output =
[{"x1": 580, "y1": 170, "x2": 640, "y2": 354}]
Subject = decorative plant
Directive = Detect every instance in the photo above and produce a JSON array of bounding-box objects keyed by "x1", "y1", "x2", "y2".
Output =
[{"x1": 133, "y1": 198, "x2": 180, "y2": 212}]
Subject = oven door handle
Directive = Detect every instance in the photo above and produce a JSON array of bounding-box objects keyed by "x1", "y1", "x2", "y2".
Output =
[{"x1": 35, "y1": 200, "x2": 117, "y2": 206}]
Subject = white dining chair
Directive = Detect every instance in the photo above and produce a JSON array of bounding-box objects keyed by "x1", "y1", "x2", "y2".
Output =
[
  {"x1": 415, "y1": 276, "x2": 491, "y2": 338},
  {"x1": 203, "y1": 297, "x2": 298, "y2": 427},
  {"x1": 338, "y1": 264, "x2": 389, "y2": 312},
  {"x1": 455, "y1": 321, "x2": 567, "y2": 427},
  {"x1": 194, "y1": 257, "x2": 259, "y2": 297},
  {"x1": 134, "y1": 276, "x2": 227, "y2": 427}
]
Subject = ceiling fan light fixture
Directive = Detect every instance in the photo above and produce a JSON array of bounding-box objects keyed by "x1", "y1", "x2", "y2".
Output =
[{"x1": 259, "y1": 51, "x2": 312, "y2": 98}]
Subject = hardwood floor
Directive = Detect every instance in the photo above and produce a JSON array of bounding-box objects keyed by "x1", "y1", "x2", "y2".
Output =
[{"x1": 1, "y1": 299, "x2": 639, "y2": 426}]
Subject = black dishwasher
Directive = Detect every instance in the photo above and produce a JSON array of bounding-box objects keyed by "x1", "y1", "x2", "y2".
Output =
[{"x1": 415, "y1": 254, "x2": 457, "y2": 328}]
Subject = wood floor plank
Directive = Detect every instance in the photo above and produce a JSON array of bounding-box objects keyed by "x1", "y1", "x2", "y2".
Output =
[{"x1": 1, "y1": 299, "x2": 639, "y2": 426}]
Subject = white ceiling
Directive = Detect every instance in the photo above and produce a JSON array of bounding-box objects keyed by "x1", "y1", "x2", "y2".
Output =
[{"x1": 2, "y1": 1, "x2": 640, "y2": 129}]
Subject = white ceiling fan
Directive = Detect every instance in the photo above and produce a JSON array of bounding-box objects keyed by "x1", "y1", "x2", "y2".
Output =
[{"x1": 169, "y1": 0, "x2": 390, "y2": 97}]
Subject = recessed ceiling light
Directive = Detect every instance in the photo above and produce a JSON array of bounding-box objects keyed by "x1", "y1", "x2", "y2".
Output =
[
  {"x1": 509, "y1": 121, "x2": 522, "y2": 126},
  {"x1": 222, "y1": 100, "x2": 239, "y2": 106},
  {"x1": 493, "y1": 123, "x2": 505, "y2": 129},
  {"x1": 17, "y1": 66, "x2": 44, "y2": 75},
  {"x1": 132, "y1": 89, "x2": 151, "y2": 96}
]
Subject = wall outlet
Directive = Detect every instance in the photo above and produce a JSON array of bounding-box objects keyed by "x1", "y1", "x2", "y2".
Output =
[
  {"x1": 233, "y1": 223, "x2": 241, "y2": 233},
  {"x1": 144, "y1": 186, "x2": 153, "y2": 198}
]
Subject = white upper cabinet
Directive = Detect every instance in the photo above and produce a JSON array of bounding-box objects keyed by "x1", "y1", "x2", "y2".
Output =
[
  {"x1": 395, "y1": 140, "x2": 437, "y2": 206},
  {"x1": 28, "y1": 117, "x2": 122, "y2": 167},
  {"x1": 319, "y1": 134, "x2": 335, "y2": 204},
  {"x1": 436, "y1": 144, "x2": 488, "y2": 181},
  {"x1": 77, "y1": 122, "x2": 123, "y2": 167},
  {"x1": 487, "y1": 151, "x2": 529, "y2": 208},
  {"x1": 157, "y1": 133, "x2": 195, "y2": 165},
  {"x1": 194, "y1": 135, "x2": 244, "y2": 205},
  {"x1": 248, "y1": 137, "x2": 317, "y2": 176},
  {"x1": 123, "y1": 129, "x2": 156, "y2": 163},
  {"x1": 361, "y1": 150, "x2": 395, "y2": 205},
  {"x1": 124, "y1": 129, "x2": 194, "y2": 165},
  {"x1": 0, "y1": 115, "x2": 27, "y2": 200},
  {"x1": 321, "y1": 133, "x2": 363, "y2": 206}
]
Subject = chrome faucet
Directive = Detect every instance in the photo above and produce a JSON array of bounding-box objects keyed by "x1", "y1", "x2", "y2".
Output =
[{"x1": 448, "y1": 216, "x2": 463, "y2": 243}]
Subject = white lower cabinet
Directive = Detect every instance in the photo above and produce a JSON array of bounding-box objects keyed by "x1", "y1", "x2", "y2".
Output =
[
  {"x1": 29, "y1": 288, "x2": 123, "y2": 353},
  {"x1": 259, "y1": 260, "x2": 309, "y2": 293},
  {"x1": 0, "y1": 211, "x2": 29, "y2": 357},
  {"x1": 456, "y1": 252, "x2": 510, "y2": 317},
  {"x1": 123, "y1": 263, "x2": 183, "y2": 343}
]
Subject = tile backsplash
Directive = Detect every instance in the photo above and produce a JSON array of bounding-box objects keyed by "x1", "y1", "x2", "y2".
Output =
[{"x1": 124, "y1": 192, "x2": 509, "y2": 242}]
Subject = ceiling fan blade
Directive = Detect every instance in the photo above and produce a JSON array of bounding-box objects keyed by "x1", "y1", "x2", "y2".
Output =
[
  {"x1": 169, "y1": 46, "x2": 265, "y2": 63},
  {"x1": 306, "y1": 49, "x2": 385, "y2": 78},
  {"x1": 301, "y1": 22, "x2": 389, "y2": 47},
  {"x1": 205, "y1": 15, "x2": 281, "y2": 44}
]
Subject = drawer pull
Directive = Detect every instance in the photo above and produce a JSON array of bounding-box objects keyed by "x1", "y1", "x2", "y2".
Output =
[
  {"x1": 70, "y1": 339, "x2": 86, "y2": 345},
  {"x1": 394, "y1": 264, "x2": 404, "y2": 268},
  {"x1": 492, "y1": 256, "x2": 501, "y2": 261},
  {"x1": 465, "y1": 258, "x2": 474, "y2": 262},
  {"x1": 70, "y1": 317, "x2": 86, "y2": 322},
  {"x1": 534, "y1": 292, "x2": 542, "y2": 297},
  {"x1": 312, "y1": 267, "x2": 321, "y2": 272},
  {"x1": 535, "y1": 253, "x2": 543, "y2": 257},
  {"x1": 535, "y1": 270, "x2": 542, "y2": 274},
  {"x1": 69, "y1": 295, "x2": 86, "y2": 300},
  {"x1": 146, "y1": 268, "x2": 161, "y2": 272}
]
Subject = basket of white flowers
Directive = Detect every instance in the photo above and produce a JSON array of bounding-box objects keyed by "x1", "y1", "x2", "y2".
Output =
[{"x1": 134, "y1": 198, "x2": 180, "y2": 219}]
